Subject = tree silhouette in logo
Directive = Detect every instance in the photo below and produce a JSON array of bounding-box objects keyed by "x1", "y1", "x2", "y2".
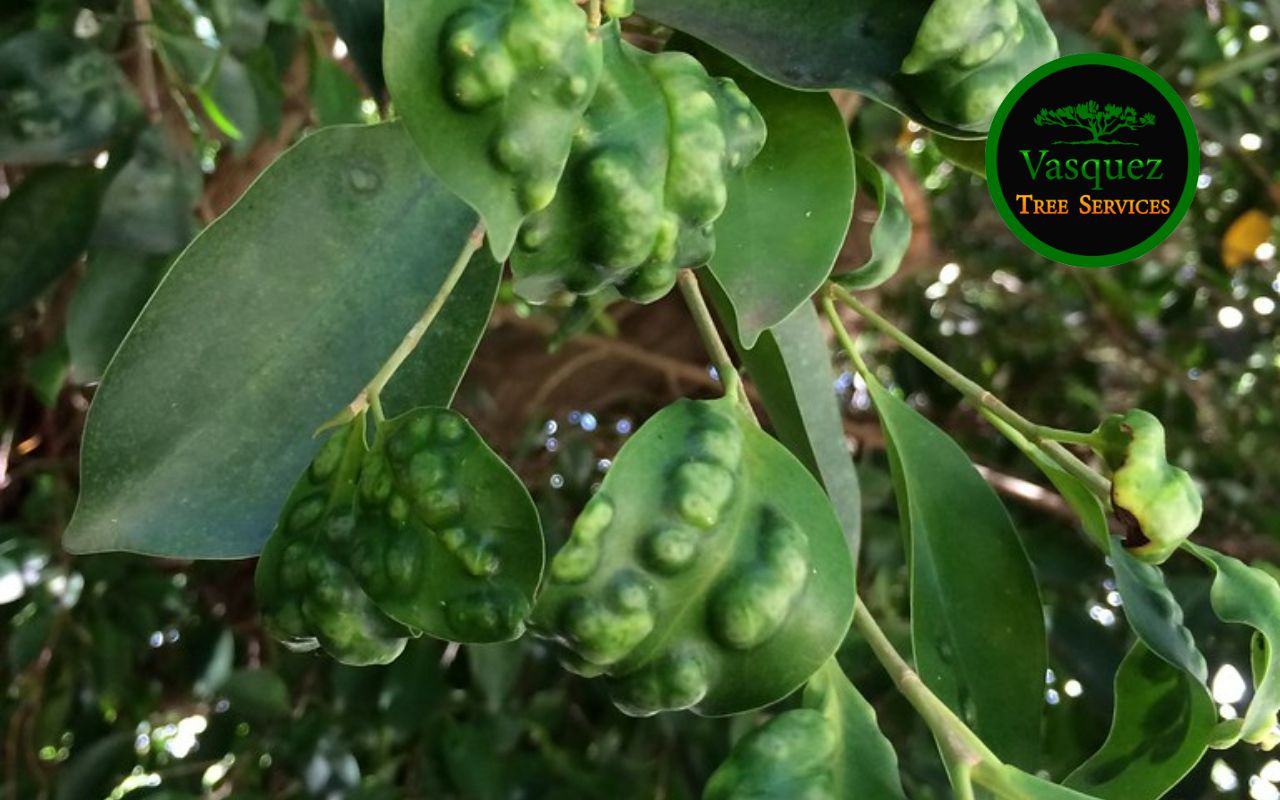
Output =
[{"x1": 1033, "y1": 101, "x2": 1156, "y2": 144}]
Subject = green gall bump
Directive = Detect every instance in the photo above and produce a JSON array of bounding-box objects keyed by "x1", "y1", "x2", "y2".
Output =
[
  {"x1": 703, "y1": 711, "x2": 838, "y2": 800},
  {"x1": 323, "y1": 514, "x2": 356, "y2": 546},
  {"x1": 602, "y1": 0, "x2": 633, "y2": 18},
  {"x1": 406, "y1": 450, "x2": 449, "y2": 494},
  {"x1": 288, "y1": 496, "x2": 325, "y2": 534},
  {"x1": 550, "y1": 541, "x2": 600, "y2": 583},
  {"x1": 573, "y1": 494, "x2": 614, "y2": 542},
  {"x1": 309, "y1": 434, "x2": 346, "y2": 482},
  {"x1": 432, "y1": 411, "x2": 467, "y2": 443},
  {"x1": 643, "y1": 526, "x2": 699, "y2": 574},
  {"x1": 563, "y1": 594, "x2": 654, "y2": 665},
  {"x1": 445, "y1": 587, "x2": 530, "y2": 641},
  {"x1": 612, "y1": 649, "x2": 708, "y2": 716},
  {"x1": 519, "y1": 178, "x2": 557, "y2": 213},
  {"x1": 387, "y1": 494, "x2": 411, "y2": 524},
  {"x1": 383, "y1": 535, "x2": 423, "y2": 594},
  {"x1": 674, "y1": 461, "x2": 735, "y2": 529},
  {"x1": 406, "y1": 413, "x2": 434, "y2": 443},
  {"x1": 359, "y1": 457, "x2": 393, "y2": 504},
  {"x1": 691, "y1": 419, "x2": 743, "y2": 468},
  {"x1": 419, "y1": 486, "x2": 463, "y2": 527},
  {"x1": 609, "y1": 570, "x2": 654, "y2": 613}
]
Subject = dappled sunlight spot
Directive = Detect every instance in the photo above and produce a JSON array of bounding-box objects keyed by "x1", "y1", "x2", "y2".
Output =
[
  {"x1": 1212, "y1": 663, "x2": 1248, "y2": 705},
  {"x1": 1212, "y1": 759, "x2": 1240, "y2": 792}
]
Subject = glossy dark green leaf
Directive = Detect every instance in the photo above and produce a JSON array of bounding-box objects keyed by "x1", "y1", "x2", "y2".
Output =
[
  {"x1": 0, "y1": 31, "x2": 140, "y2": 163},
  {"x1": 0, "y1": 165, "x2": 107, "y2": 318},
  {"x1": 319, "y1": 0, "x2": 386, "y2": 96},
  {"x1": 1064, "y1": 643, "x2": 1215, "y2": 800},
  {"x1": 351, "y1": 407, "x2": 544, "y2": 643},
  {"x1": 1187, "y1": 543, "x2": 1280, "y2": 748},
  {"x1": 535, "y1": 395, "x2": 855, "y2": 716},
  {"x1": 511, "y1": 25, "x2": 766, "y2": 303},
  {"x1": 696, "y1": 50, "x2": 853, "y2": 347},
  {"x1": 94, "y1": 127, "x2": 201, "y2": 255},
  {"x1": 633, "y1": 0, "x2": 1055, "y2": 135},
  {"x1": 385, "y1": 0, "x2": 603, "y2": 260},
  {"x1": 707, "y1": 284, "x2": 861, "y2": 555},
  {"x1": 380, "y1": 254, "x2": 499, "y2": 416},
  {"x1": 255, "y1": 415, "x2": 410, "y2": 665},
  {"x1": 65, "y1": 123, "x2": 485, "y2": 558},
  {"x1": 864, "y1": 374, "x2": 1045, "y2": 768},
  {"x1": 1109, "y1": 541, "x2": 1207, "y2": 683},
  {"x1": 834, "y1": 153, "x2": 911, "y2": 291},
  {"x1": 66, "y1": 249, "x2": 169, "y2": 384},
  {"x1": 311, "y1": 57, "x2": 364, "y2": 127},
  {"x1": 703, "y1": 660, "x2": 905, "y2": 799}
]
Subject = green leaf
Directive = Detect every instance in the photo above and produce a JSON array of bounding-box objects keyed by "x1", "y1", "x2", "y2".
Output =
[
  {"x1": 1064, "y1": 642, "x2": 1215, "y2": 800},
  {"x1": 932, "y1": 133, "x2": 987, "y2": 177},
  {"x1": 535, "y1": 396, "x2": 855, "y2": 716},
  {"x1": 28, "y1": 336, "x2": 69, "y2": 408},
  {"x1": 256, "y1": 416, "x2": 410, "y2": 665},
  {"x1": 156, "y1": 35, "x2": 262, "y2": 150},
  {"x1": 509, "y1": 25, "x2": 765, "y2": 303},
  {"x1": 94, "y1": 126, "x2": 201, "y2": 256},
  {"x1": 1109, "y1": 541, "x2": 1207, "y2": 683},
  {"x1": 0, "y1": 31, "x2": 140, "y2": 163},
  {"x1": 979, "y1": 764, "x2": 1101, "y2": 799},
  {"x1": 311, "y1": 57, "x2": 365, "y2": 127},
  {"x1": 219, "y1": 668, "x2": 293, "y2": 720},
  {"x1": 706, "y1": 285, "x2": 861, "y2": 557},
  {"x1": 351, "y1": 407, "x2": 544, "y2": 643},
  {"x1": 632, "y1": 0, "x2": 1056, "y2": 135},
  {"x1": 695, "y1": 48, "x2": 854, "y2": 347},
  {"x1": 380, "y1": 254, "x2": 499, "y2": 416},
  {"x1": 703, "y1": 660, "x2": 905, "y2": 799},
  {"x1": 385, "y1": 0, "x2": 603, "y2": 260},
  {"x1": 0, "y1": 165, "x2": 107, "y2": 318},
  {"x1": 864, "y1": 374, "x2": 1045, "y2": 768},
  {"x1": 1187, "y1": 543, "x2": 1280, "y2": 748},
  {"x1": 319, "y1": 0, "x2": 386, "y2": 96},
  {"x1": 53, "y1": 731, "x2": 134, "y2": 800},
  {"x1": 834, "y1": 153, "x2": 911, "y2": 291},
  {"x1": 66, "y1": 249, "x2": 169, "y2": 384},
  {"x1": 65, "y1": 123, "x2": 488, "y2": 558}
]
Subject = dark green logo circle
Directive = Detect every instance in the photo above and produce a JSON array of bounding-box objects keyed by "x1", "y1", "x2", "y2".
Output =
[{"x1": 985, "y1": 53, "x2": 1199, "y2": 268}]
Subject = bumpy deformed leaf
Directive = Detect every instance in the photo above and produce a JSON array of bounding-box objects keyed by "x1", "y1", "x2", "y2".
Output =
[
  {"x1": 511, "y1": 27, "x2": 767, "y2": 304},
  {"x1": 255, "y1": 416, "x2": 409, "y2": 666},
  {"x1": 386, "y1": 0, "x2": 603, "y2": 260},
  {"x1": 898, "y1": 0, "x2": 1057, "y2": 133},
  {"x1": 1188, "y1": 543, "x2": 1280, "y2": 749},
  {"x1": 534, "y1": 396, "x2": 855, "y2": 716},
  {"x1": 1093, "y1": 410, "x2": 1202, "y2": 564},
  {"x1": 1065, "y1": 642, "x2": 1215, "y2": 800},
  {"x1": 0, "y1": 31, "x2": 140, "y2": 164},
  {"x1": 703, "y1": 660, "x2": 906, "y2": 799},
  {"x1": 350, "y1": 407, "x2": 544, "y2": 643}
]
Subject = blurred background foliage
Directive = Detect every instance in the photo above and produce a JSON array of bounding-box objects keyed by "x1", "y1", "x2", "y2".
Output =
[{"x1": 1, "y1": 0, "x2": 1278, "y2": 798}]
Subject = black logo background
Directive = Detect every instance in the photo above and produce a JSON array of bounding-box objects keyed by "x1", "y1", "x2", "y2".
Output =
[{"x1": 993, "y1": 64, "x2": 1190, "y2": 257}]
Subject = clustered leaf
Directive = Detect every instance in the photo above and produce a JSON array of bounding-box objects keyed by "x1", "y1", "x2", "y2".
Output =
[{"x1": 534, "y1": 396, "x2": 855, "y2": 716}]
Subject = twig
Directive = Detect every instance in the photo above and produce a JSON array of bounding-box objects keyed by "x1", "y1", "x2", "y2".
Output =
[{"x1": 131, "y1": 0, "x2": 163, "y2": 122}]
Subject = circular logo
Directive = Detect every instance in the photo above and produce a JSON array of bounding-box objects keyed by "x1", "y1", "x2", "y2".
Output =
[{"x1": 985, "y1": 53, "x2": 1199, "y2": 268}]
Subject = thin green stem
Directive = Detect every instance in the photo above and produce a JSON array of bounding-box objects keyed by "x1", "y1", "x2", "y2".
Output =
[
  {"x1": 827, "y1": 284, "x2": 1112, "y2": 502},
  {"x1": 677, "y1": 270, "x2": 755, "y2": 419},
  {"x1": 851, "y1": 598, "x2": 997, "y2": 770},
  {"x1": 1037, "y1": 426, "x2": 1102, "y2": 447},
  {"x1": 586, "y1": 0, "x2": 602, "y2": 28}
]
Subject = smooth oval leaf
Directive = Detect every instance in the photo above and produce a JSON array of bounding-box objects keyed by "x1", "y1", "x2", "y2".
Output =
[
  {"x1": 1187, "y1": 543, "x2": 1280, "y2": 748},
  {"x1": 695, "y1": 47, "x2": 854, "y2": 347},
  {"x1": 510, "y1": 26, "x2": 766, "y2": 303},
  {"x1": 0, "y1": 165, "x2": 107, "y2": 318},
  {"x1": 0, "y1": 30, "x2": 140, "y2": 163},
  {"x1": 65, "y1": 123, "x2": 491, "y2": 558},
  {"x1": 351, "y1": 407, "x2": 544, "y2": 643},
  {"x1": 94, "y1": 126, "x2": 201, "y2": 255},
  {"x1": 834, "y1": 152, "x2": 911, "y2": 291},
  {"x1": 255, "y1": 416, "x2": 409, "y2": 665},
  {"x1": 864, "y1": 374, "x2": 1045, "y2": 769},
  {"x1": 1064, "y1": 642, "x2": 1215, "y2": 800},
  {"x1": 706, "y1": 284, "x2": 862, "y2": 557},
  {"x1": 633, "y1": 0, "x2": 1056, "y2": 135},
  {"x1": 534, "y1": 396, "x2": 855, "y2": 716},
  {"x1": 385, "y1": 0, "x2": 603, "y2": 260},
  {"x1": 66, "y1": 249, "x2": 168, "y2": 384}
]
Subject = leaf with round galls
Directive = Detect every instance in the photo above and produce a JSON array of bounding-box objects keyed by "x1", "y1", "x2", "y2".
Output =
[
  {"x1": 510, "y1": 26, "x2": 767, "y2": 305},
  {"x1": 254, "y1": 416, "x2": 409, "y2": 666},
  {"x1": 1092, "y1": 409, "x2": 1202, "y2": 564},
  {"x1": 898, "y1": 0, "x2": 1057, "y2": 133},
  {"x1": 385, "y1": 0, "x2": 603, "y2": 260},
  {"x1": 534, "y1": 396, "x2": 854, "y2": 717},
  {"x1": 350, "y1": 407, "x2": 544, "y2": 644}
]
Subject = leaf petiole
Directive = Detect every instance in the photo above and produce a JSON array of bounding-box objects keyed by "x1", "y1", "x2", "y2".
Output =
[{"x1": 677, "y1": 269, "x2": 756, "y2": 420}]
